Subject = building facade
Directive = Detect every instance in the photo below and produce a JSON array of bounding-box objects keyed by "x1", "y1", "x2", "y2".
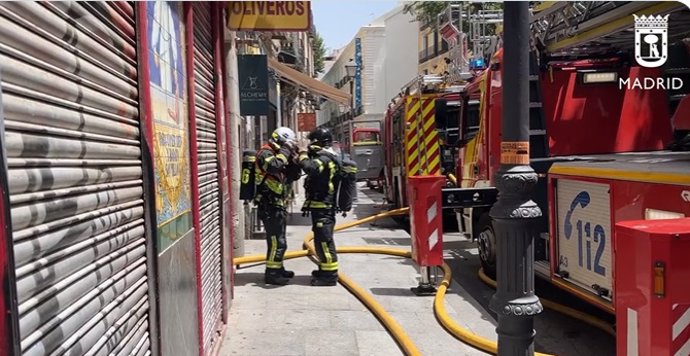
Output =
[
  {"x1": 317, "y1": 6, "x2": 418, "y2": 133},
  {"x1": 418, "y1": 20, "x2": 450, "y2": 76}
]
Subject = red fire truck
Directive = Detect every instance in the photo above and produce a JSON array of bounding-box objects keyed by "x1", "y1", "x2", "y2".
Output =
[
  {"x1": 383, "y1": 76, "x2": 463, "y2": 213},
  {"x1": 451, "y1": 2, "x2": 690, "y2": 317}
]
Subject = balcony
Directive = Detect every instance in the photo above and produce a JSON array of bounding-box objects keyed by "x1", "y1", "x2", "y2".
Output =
[
  {"x1": 418, "y1": 43, "x2": 449, "y2": 64},
  {"x1": 419, "y1": 47, "x2": 439, "y2": 64}
]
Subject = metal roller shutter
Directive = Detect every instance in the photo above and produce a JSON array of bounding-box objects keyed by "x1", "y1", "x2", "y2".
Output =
[
  {"x1": 193, "y1": 3, "x2": 223, "y2": 354},
  {"x1": 0, "y1": 2, "x2": 152, "y2": 356}
]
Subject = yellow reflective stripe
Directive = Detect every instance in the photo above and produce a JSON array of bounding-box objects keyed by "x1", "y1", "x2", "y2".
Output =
[
  {"x1": 304, "y1": 200, "x2": 331, "y2": 209},
  {"x1": 315, "y1": 159, "x2": 324, "y2": 173},
  {"x1": 321, "y1": 241, "x2": 336, "y2": 272},
  {"x1": 276, "y1": 153, "x2": 288, "y2": 163},
  {"x1": 328, "y1": 161, "x2": 335, "y2": 193},
  {"x1": 262, "y1": 156, "x2": 274, "y2": 170},
  {"x1": 343, "y1": 167, "x2": 357, "y2": 173},
  {"x1": 319, "y1": 261, "x2": 339, "y2": 271},
  {"x1": 268, "y1": 235, "x2": 280, "y2": 267},
  {"x1": 266, "y1": 261, "x2": 283, "y2": 269},
  {"x1": 299, "y1": 152, "x2": 308, "y2": 162},
  {"x1": 266, "y1": 179, "x2": 283, "y2": 194}
]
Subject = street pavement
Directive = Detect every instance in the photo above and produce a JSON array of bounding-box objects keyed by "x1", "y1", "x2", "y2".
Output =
[{"x1": 219, "y1": 184, "x2": 615, "y2": 356}]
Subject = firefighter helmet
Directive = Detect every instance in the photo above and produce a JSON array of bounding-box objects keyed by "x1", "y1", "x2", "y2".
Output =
[
  {"x1": 271, "y1": 127, "x2": 296, "y2": 146},
  {"x1": 307, "y1": 127, "x2": 333, "y2": 147}
]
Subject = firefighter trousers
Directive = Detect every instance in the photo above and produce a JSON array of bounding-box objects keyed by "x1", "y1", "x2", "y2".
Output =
[
  {"x1": 311, "y1": 210, "x2": 338, "y2": 278},
  {"x1": 259, "y1": 205, "x2": 287, "y2": 271}
]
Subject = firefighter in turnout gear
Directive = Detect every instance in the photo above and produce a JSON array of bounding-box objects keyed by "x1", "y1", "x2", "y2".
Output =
[
  {"x1": 298, "y1": 128, "x2": 340, "y2": 286},
  {"x1": 255, "y1": 127, "x2": 301, "y2": 285}
]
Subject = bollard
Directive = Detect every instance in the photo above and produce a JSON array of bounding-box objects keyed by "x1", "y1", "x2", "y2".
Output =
[
  {"x1": 615, "y1": 218, "x2": 690, "y2": 356},
  {"x1": 407, "y1": 175, "x2": 445, "y2": 296}
]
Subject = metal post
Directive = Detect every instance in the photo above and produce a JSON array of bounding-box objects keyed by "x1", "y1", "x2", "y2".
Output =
[{"x1": 489, "y1": 3, "x2": 543, "y2": 356}]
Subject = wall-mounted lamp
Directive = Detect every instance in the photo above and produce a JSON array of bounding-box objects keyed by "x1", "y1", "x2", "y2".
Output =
[{"x1": 345, "y1": 64, "x2": 357, "y2": 78}]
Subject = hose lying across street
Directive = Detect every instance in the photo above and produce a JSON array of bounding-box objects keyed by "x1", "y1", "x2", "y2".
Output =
[{"x1": 233, "y1": 207, "x2": 615, "y2": 355}]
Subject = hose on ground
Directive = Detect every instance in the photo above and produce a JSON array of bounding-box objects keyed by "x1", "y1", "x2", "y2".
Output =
[
  {"x1": 301, "y1": 207, "x2": 553, "y2": 356},
  {"x1": 234, "y1": 208, "x2": 420, "y2": 355},
  {"x1": 233, "y1": 206, "x2": 611, "y2": 356},
  {"x1": 301, "y1": 207, "x2": 421, "y2": 356},
  {"x1": 476, "y1": 268, "x2": 616, "y2": 337}
]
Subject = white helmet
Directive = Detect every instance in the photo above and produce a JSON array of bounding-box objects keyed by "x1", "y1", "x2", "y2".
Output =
[{"x1": 271, "y1": 127, "x2": 296, "y2": 145}]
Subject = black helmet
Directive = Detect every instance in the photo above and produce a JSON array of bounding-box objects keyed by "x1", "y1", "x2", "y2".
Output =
[{"x1": 307, "y1": 127, "x2": 333, "y2": 147}]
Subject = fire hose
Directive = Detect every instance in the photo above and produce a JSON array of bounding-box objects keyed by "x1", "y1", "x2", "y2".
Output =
[{"x1": 233, "y1": 208, "x2": 614, "y2": 355}]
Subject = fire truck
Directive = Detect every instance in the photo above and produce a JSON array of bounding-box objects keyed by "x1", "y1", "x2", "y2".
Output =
[
  {"x1": 383, "y1": 75, "x2": 464, "y2": 213},
  {"x1": 383, "y1": 2, "x2": 505, "y2": 216},
  {"x1": 451, "y1": 0, "x2": 690, "y2": 317}
]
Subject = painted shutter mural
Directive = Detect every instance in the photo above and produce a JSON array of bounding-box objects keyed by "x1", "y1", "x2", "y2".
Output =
[
  {"x1": 0, "y1": 2, "x2": 152, "y2": 355},
  {"x1": 193, "y1": 2, "x2": 224, "y2": 353}
]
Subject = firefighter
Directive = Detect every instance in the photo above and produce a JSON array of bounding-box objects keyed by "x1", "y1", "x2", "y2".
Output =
[
  {"x1": 298, "y1": 127, "x2": 340, "y2": 286},
  {"x1": 255, "y1": 127, "x2": 301, "y2": 285}
]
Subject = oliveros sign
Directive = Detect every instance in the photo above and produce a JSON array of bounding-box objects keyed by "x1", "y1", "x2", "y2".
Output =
[{"x1": 227, "y1": 1, "x2": 311, "y2": 31}]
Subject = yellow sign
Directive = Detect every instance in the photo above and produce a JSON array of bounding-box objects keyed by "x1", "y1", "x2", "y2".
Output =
[{"x1": 227, "y1": 1, "x2": 311, "y2": 31}]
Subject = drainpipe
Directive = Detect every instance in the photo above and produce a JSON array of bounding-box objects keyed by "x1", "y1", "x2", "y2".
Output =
[{"x1": 224, "y1": 31, "x2": 246, "y2": 259}]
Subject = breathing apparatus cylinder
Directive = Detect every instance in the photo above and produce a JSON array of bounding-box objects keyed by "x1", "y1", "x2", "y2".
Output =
[{"x1": 240, "y1": 150, "x2": 256, "y2": 201}]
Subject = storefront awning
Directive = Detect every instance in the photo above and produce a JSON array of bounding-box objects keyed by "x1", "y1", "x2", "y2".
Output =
[{"x1": 267, "y1": 57, "x2": 351, "y2": 105}]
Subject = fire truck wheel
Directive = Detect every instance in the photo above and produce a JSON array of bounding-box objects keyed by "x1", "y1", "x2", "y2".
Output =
[{"x1": 476, "y1": 214, "x2": 497, "y2": 278}]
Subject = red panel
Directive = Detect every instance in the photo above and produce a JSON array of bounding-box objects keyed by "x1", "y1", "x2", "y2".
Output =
[
  {"x1": 407, "y1": 176, "x2": 445, "y2": 266},
  {"x1": 136, "y1": 2, "x2": 155, "y2": 153},
  {"x1": 211, "y1": 1, "x2": 232, "y2": 322},
  {"x1": 541, "y1": 66, "x2": 672, "y2": 156},
  {"x1": 184, "y1": 4, "x2": 205, "y2": 356},
  {"x1": 612, "y1": 180, "x2": 690, "y2": 222},
  {"x1": 614, "y1": 219, "x2": 690, "y2": 356},
  {"x1": 672, "y1": 95, "x2": 690, "y2": 130},
  {"x1": 384, "y1": 110, "x2": 393, "y2": 202}
]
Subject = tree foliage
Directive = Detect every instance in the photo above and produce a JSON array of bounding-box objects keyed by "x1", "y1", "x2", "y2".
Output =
[
  {"x1": 311, "y1": 31, "x2": 326, "y2": 76},
  {"x1": 402, "y1": 1, "x2": 450, "y2": 27}
]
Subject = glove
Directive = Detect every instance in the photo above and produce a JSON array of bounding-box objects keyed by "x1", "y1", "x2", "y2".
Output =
[{"x1": 278, "y1": 143, "x2": 292, "y2": 161}]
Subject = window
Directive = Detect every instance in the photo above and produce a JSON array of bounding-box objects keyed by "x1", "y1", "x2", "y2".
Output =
[
  {"x1": 462, "y1": 99, "x2": 480, "y2": 143},
  {"x1": 353, "y1": 131, "x2": 380, "y2": 144}
]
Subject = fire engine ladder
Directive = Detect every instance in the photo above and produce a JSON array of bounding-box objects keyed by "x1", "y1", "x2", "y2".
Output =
[
  {"x1": 530, "y1": 1, "x2": 687, "y2": 56},
  {"x1": 528, "y1": 51, "x2": 548, "y2": 159}
]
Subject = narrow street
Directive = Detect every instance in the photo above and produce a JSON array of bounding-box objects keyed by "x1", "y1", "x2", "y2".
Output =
[
  {"x1": 0, "y1": 1, "x2": 688, "y2": 355},
  {"x1": 222, "y1": 184, "x2": 616, "y2": 356}
]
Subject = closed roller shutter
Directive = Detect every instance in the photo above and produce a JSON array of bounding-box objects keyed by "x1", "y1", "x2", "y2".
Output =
[
  {"x1": 0, "y1": 2, "x2": 152, "y2": 355},
  {"x1": 193, "y1": 2, "x2": 223, "y2": 353}
]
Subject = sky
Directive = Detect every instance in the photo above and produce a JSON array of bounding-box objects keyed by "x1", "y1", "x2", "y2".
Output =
[{"x1": 312, "y1": 0, "x2": 400, "y2": 53}]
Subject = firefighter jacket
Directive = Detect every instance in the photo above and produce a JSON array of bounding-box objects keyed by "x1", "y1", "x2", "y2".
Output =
[
  {"x1": 299, "y1": 146, "x2": 338, "y2": 211},
  {"x1": 254, "y1": 143, "x2": 300, "y2": 208}
]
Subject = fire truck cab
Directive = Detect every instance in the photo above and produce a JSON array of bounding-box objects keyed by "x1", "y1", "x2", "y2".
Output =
[
  {"x1": 453, "y1": 2, "x2": 690, "y2": 312},
  {"x1": 383, "y1": 75, "x2": 466, "y2": 214},
  {"x1": 351, "y1": 125, "x2": 385, "y2": 188}
]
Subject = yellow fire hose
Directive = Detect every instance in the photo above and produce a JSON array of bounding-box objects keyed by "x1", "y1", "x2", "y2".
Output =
[
  {"x1": 233, "y1": 207, "x2": 614, "y2": 356},
  {"x1": 476, "y1": 268, "x2": 616, "y2": 337}
]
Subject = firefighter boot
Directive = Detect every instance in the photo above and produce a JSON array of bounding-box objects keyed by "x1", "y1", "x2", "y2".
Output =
[
  {"x1": 310, "y1": 271, "x2": 337, "y2": 286},
  {"x1": 280, "y1": 267, "x2": 295, "y2": 278},
  {"x1": 264, "y1": 269, "x2": 290, "y2": 285}
]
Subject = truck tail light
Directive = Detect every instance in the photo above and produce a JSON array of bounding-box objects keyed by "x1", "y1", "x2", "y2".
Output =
[
  {"x1": 653, "y1": 261, "x2": 665, "y2": 298},
  {"x1": 582, "y1": 72, "x2": 618, "y2": 84},
  {"x1": 645, "y1": 208, "x2": 686, "y2": 220}
]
